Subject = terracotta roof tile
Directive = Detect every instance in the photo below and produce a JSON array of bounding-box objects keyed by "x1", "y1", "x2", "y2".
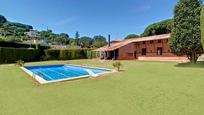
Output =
[{"x1": 94, "y1": 34, "x2": 170, "y2": 51}]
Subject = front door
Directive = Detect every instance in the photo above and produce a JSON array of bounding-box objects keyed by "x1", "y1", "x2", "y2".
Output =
[
  {"x1": 114, "y1": 49, "x2": 119, "y2": 60},
  {"x1": 142, "y1": 48, "x2": 147, "y2": 56},
  {"x1": 157, "y1": 47, "x2": 163, "y2": 56},
  {"x1": 134, "y1": 51, "x2": 137, "y2": 59}
]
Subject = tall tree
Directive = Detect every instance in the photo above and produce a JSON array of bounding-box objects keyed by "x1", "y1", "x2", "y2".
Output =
[
  {"x1": 93, "y1": 35, "x2": 107, "y2": 48},
  {"x1": 170, "y1": 0, "x2": 203, "y2": 63},
  {"x1": 141, "y1": 19, "x2": 173, "y2": 37},
  {"x1": 201, "y1": 6, "x2": 204, "y2": 49},
  {"x1": 79, "y1": 36, "x2": 93, "y2": 48},
  {"x1": 60, "y1": 33, "x2": 69, "y2": 38},
  {"x1": 124, "y1": 34, "x2": 140, "y2": 39},
  {"x1": 75, "y1": 31, "x2": 80, "y2": 39},
  {"x1": 0, "y1": 15, "x2": 7, "y2": 26}
]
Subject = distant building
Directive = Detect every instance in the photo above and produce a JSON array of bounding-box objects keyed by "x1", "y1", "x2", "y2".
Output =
[
  {"x1": 94, "y1": 34, "x2": 181, "y2": 60},
  {"x1": 24, "y1": 30, "x2": 39, "y2": 38}
]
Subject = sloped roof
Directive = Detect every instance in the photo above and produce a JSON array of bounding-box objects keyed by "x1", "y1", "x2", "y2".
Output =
[{"x1": 94, "y1": 34, "x2": 170, "y2": 51}]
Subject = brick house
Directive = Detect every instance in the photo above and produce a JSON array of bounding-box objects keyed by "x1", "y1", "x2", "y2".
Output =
[{"x1": 94, "y1": 34, "x2": 179, "y2": 60}]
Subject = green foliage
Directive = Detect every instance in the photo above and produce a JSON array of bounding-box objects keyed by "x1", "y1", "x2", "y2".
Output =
[
  {"x1": 0, "y1": 41, "x2": 49, "y2": 49},
  {"x1": 170, "y1": 0, "x2": 202, "y2": 63},
  {"x1": 44, "y1": 49, "x2": 60, "y2": 60},
  {"x1": 0, "y1": 14, "x2": 34, "y2": 42},
  {"x1": 124, "y1": 34, "x2": 140, "y2": 39},
  {"x1": 70, "y1": 35, "x2": 107, "y2": 48},
  {"x1": 2, "y1": 21, "x2": 33, "y2": 37},
  {"x1": 6, "y1": 36, "x2": 22, "y2": 42},
  {"x1": 45, "y1": 49, "x2": 90, "y2": 60},
  {"x1": 4, "y1": 21, "x2": 33, "y2": 31},
  {"x1": 0, "y1": 15, "x2": 7, "y2": 26},
  {"x1": 0, "y1": 38, "x2": 5, "y2": 41},
  {"x1": 35, "y1": 44, "x2": 40, "y2": 49},
  {"x1": 141, "y1": 19, "x2": 173, "y2": 37},
  {"x1": 75, "y1": 31, "x2": 80, "y2": 39},
  {"x1": 92, "y1": 35, "x2": 107, "y2": 48},
  {"x1": 59, "y1": 49, "x2": 88, "y2": 60},
  {"x1": 201, "y1": 6, "x2": 204, "y2": 49},
  {"x1": 60, "y1": 33, "x2": 69, "y2": 38},
  {"x1": 0, "y1": 47, "x2": 41, "y2": 64},
  {"x1": 15, "y1": 60, "x2": 24, "y2": 67},
  {"x1": 79, "y1": 36, "x2": 93, "y2": 48},
  {"x1": 113, "y1": 61, "x2": 122, "y2": 71},
  {"x1": 87, "y1": 51, "x2": 100, "y2": 59},
  {"x1": 0, "y1": 17, "x2": 33, "y2": 42},
  {"x1": 38, "y1": 30, "x2": 69, "y2": 44}
]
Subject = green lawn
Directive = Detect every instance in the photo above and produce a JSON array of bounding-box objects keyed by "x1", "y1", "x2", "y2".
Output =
[{"x1": 0, "y1": 60, "x2": 204, "y2": 115}]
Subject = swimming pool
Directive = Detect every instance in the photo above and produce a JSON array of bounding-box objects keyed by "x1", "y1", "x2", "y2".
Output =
[{"x1": 21, "y1": 64, "x2": 114, "y2": 84}]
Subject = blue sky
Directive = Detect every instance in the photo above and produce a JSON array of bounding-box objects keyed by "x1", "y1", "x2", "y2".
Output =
[{"x1": 0, "y1": 0, "x2": 178, "y2": 39}]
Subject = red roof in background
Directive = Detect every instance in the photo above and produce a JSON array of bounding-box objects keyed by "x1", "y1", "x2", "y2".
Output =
[{"x1": 94, "y1": 34, "x2": 170, "y2": 51}]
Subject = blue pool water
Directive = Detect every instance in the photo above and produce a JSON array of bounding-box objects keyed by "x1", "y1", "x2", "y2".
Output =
[{"x1": 25, "y1": 64, "x2": 112, "y2": 81}]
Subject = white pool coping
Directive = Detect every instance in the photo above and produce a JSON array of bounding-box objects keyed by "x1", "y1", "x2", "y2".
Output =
[{"x1": 20, "y1": 64, "x2": 116, "y2": 84}]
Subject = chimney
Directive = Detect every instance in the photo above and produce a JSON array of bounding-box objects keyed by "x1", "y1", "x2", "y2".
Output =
[{"x1": 108, "y1": 34, "x2": 111, "y2": 47}]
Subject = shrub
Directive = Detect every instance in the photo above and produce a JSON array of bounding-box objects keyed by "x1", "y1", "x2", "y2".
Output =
[
  {"x1": 15, "y1": 60, "x2": 24, "y2": 66},
  {"x1": 44, "y1": 49, "x2": 60, "y2": 60},
  {"x1": 0, "y1": 41, "x2": 49, "y2": 50},
  {"x1": 113, "y1": 61, "x2": 122, "y2": 71},
  {"x1": 35, "y1": 44, "x2": 40, "y2": 49},
  {"x1": 45, "y1": 49, "x2": 90, "y2": 60},
  {"x1": 87, "y1": 51, "x2": 100, "y2": 59},
  {"x1": 0, "y1": 47, "x2": 41, "y2": 64},
  {"x1": 0, "y1": 38, "x2": 5, "y2": 42}
]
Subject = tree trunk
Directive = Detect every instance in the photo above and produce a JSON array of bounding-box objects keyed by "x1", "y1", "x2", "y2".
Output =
[{"x1": 190, "y1": 52, "x2": 198, "y2": 63}]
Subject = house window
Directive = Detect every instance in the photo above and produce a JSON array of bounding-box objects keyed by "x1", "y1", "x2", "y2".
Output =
[
  {"x1": 150, "y1": 40, "x2": 154, "y2": 44},
  {"x1": 158, "y1": 40, "x2": 162, "y2": 43},
  {"x1": 157, "y1": 47, "x2": 163, "y2": 56},
  {"x1": 166, "y1": 39, "x2": 169, "y2": 43},
  {"x1": 127, "y1": 52, "x2": 133, "y2": 56},
  {"x1": 142, "y1": 48, "x2": 147, "y2": 56},
  {"x1": 143, "y1": 41, "x2": 146, "y2": 45}
]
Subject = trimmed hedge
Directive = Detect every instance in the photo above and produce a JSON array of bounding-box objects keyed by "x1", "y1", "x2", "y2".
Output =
[
  {"x1": 44, "y1": 49, "x2": 91, "y2": 60},
  {"x1": 0, "y1": 41, "x2": 49, "y2": 50},
  {"x1": 0, "y1": 47, "x2": 41, "y2": 64},
  {"x1": 0, "y1": 48, "x2": 95, "y2": 64},
  {"x1": 87, "y1": 51, "x2": 100, "y2": 59},
  {"x1": 44, "y1": 49, "x2": 60, "y2": 60}
]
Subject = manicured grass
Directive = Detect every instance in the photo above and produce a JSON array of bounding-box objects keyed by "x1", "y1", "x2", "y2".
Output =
[{"x1": 0, "y1": 60, "x2": 204, "y2": 115}]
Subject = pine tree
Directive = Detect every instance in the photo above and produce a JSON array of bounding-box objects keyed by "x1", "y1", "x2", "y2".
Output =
[{"x1": 75, "y1": 31, "x2": 80, "y2": 39}]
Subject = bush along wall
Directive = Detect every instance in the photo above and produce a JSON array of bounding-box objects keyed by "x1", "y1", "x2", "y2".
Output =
[
  {"x1": 0, "y1": 47, "x2": 41, "y2": 64},
  {"x1": 44, "y1": 49, "x2": 60, "y2": 60},
  {"x1": 0, "y1": 48, "x2": 94, "y2": 64},
  {"x1": 44, "y1": 49, "x2": 91, "y2": 60},
  {"x1": 0, "y1": 41, "x2": 49, "y2": 50},
  {"x1": 87, "y1": 51, "x2": 100, "y2": 59}
]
